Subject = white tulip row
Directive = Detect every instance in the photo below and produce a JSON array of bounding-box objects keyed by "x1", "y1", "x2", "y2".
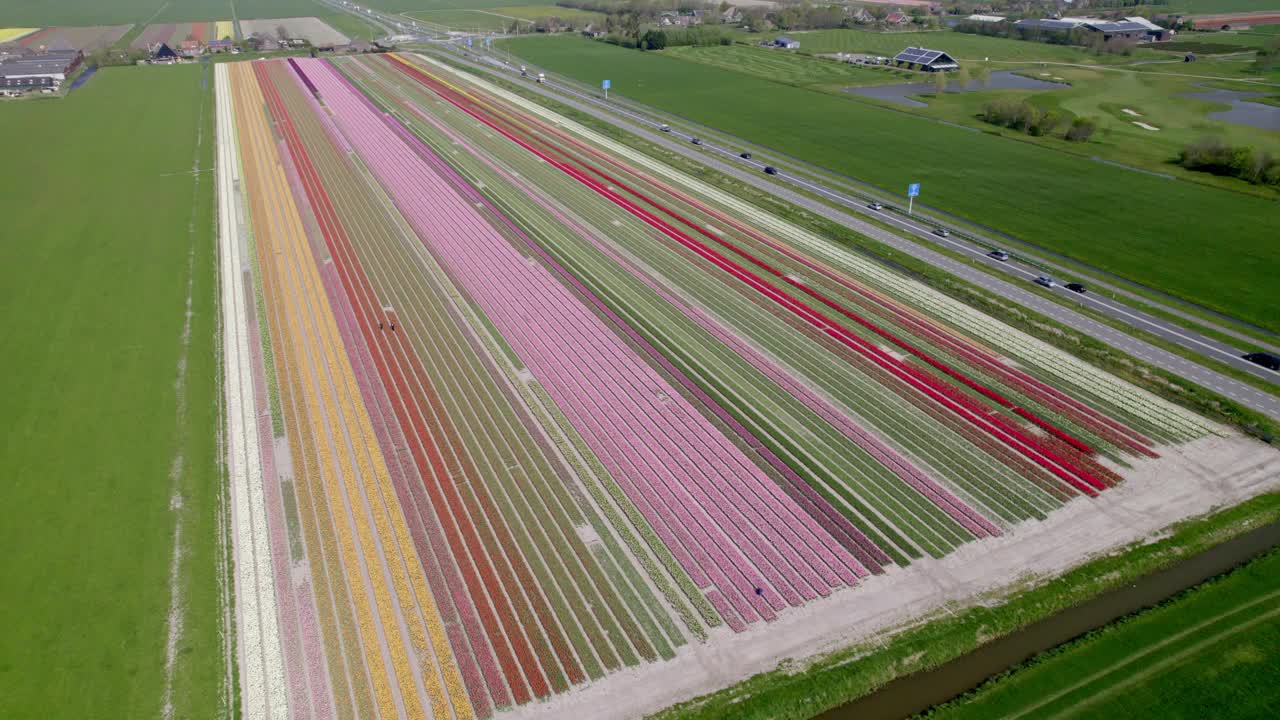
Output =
[
  {"x1": 415, "y1": 55, "x2": 1216, "y2": 442},
  {"x1": 215, "y1": 64, "x2": 290, "y2": 720}
]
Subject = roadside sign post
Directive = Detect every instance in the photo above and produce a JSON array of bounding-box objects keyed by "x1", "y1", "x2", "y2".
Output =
[
  {"x1": 907, "y1": 182, "x2": 920, "y2": 215},
  {"x1": 603, "y1": 79, "x2": 611, "y2": 100}
]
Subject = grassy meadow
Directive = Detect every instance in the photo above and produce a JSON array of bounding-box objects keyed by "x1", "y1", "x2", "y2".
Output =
[
  {"x1": 0, "y1": 64, "x2": 222, "y2": 719},
  {"x1": 407, "y1": 8, "x2": 519, "y2": 31},
  {"x1": 928, "y1": 547, "x2": 1280, "y2": 719},
  {"x1": 503, "y1": 34, "x2": 1280, "y2": 331},
  {"x1": 737, "y1": 27, "x2": 1164, "y2": 64},
  {"x1": 665, "y1": 43, "x2": 902, "y2": 88},
  {"x1": 895, "y1": 65, "x2": 1280, "y2": 178}
]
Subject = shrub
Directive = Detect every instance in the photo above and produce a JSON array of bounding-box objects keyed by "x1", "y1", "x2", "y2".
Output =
[
  {"x1": 1179, "y1": 136, "x2": 1280, "y2": 185},
  {"x1": 1065, "y1": 116, "x2": 1098, "y2": 142}
]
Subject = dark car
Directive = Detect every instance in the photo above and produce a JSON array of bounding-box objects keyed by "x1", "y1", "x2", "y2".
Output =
[
  {"x1": 691, "y1": 137, "x2": 702, "y2": 145},
  {"x1": 1065, "y1": 282, "x2": 1087, "y2": 294},
  {"x1": 764, "y1": 165, "x2": 778, "y2": 175},
  {"x1": 934, "y1": 228, "x2": 951, "y2": 238},
  {"x1": 740, "y1": 151, "x2": 752, "y2": 159},
  {"x1": 869, "y1": 202, "x2": 884, "y2": 211},
  {"x1": 1243, "y1": 352, "x2": 1280, "y2": 371}
]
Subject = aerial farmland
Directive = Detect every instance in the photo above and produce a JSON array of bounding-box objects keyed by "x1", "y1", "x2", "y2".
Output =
[
  {"x1": 213, "y1": 51, "x2": 1280, "y2": 719},
  {"x1": 3, "y1": 0, "x2": 1280, "y2": 718}
]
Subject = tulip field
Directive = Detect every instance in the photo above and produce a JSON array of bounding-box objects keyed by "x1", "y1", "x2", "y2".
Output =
[{"x1": 215, "y1": 54, "x2": 1225, "y2": 718}]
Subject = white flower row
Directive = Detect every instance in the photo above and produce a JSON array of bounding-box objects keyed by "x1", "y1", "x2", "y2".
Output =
[{"x1": 215, "y1": 64, "x2": 289, "y2": 720}]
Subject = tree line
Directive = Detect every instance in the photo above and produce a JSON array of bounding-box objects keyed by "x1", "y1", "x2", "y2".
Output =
[
  {"x1": 1179, "y1": 137, "x2": 1280, "y2": 186},
  {"x1": 981, "y1": 98, "x2": 1099, "y2": 142}
]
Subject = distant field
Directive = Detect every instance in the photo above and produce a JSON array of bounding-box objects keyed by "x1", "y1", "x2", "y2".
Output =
[
  {"x1": 0, "y1": 0, "x2": 323, "y2": 25},
  {"x1": 504, "y1": 35, "x2": 1280, "y2": 331},
  {"x1": 665, "y1": 44, "x2": 901, "y2": 88},
  {"x1": 739, "y1": 28, "x2": 1163, "y2": 64},
  {"x1": 0, "y1": 27, "x2": 39, "y2": 43},
  {"x1": 930, "y1": 548, "x2": 1280, "y2": 719},
  {"x1": 493, "y1": 4, "x2": 605, "y2": 22},
  {"x1": 9, "y1": 25, "x2": 131, "y2": 51},
  {"x1": 1176, "y1": 0, "x2": 1280, "y2": 12},
  {"x1": 407, "y1": 8, "x2": 517, "y2": 31},
  {"x1": 0, "y1": 64, "x2": 221, "y2": 719},
  {"x1": 323, "y1": 12, "x2": 384, "y2": 41},
  {"x1": 239, "y1": 16, "x2": 349, "y2": 45}
]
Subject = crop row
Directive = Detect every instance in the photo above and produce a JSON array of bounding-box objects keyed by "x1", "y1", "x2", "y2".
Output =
[
  {"x1": 419, "y1": 53, "x2": 1214, "y2": 445},
  {"x1": 298, "y1": 57, "x2": 866, "y2": 632},
  {"x1": 349, "y1": 56, "x2": 1001, "y2": 562},
  {"x1": 258, "y1": 56, "x2": 699, "y2": 714}
]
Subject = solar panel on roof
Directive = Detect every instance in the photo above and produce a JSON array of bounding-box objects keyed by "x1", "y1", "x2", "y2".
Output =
[{"x1": 894, "y1": 47, "x2": 948, "y2": 65}]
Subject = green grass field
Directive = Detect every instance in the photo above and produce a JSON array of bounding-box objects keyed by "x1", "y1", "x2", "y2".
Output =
[
  {"x1": 407, "y1": 8, "x2": 519, "y2": 31},
  {"x1": 928, "y1": 547, "x2": 1280, "y2": 719},
  {"x1": 494, "y1": 5, "x2": 604, "y2": 22},
  {"x1": 737, "y1": 28, "x2": 1164, "y2": 64},
  {"x1": 898, "y1": 65, "x2": 1280, "y2": 182},
  {"x1": 665, "y1": 44, "x2": 899, "y2": 88},
  {"x1": 503, "y1": 35, "x2": 1280, "y2": 331},
  {"x1": 0, "y1": 64, "x2": 221, "y2": 719},
  {"x1": 323, "y1": 12, "x2": 384, "y2": 41}
]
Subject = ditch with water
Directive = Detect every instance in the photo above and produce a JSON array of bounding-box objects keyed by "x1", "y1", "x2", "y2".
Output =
[{"x1": 818, "y1": 519, "x2": 1280, "y2": 720}]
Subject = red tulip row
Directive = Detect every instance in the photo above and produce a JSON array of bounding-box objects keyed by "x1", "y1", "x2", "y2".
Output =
[{"x1": 381, "y1": 55, "x2": 1108, "y2": 498}]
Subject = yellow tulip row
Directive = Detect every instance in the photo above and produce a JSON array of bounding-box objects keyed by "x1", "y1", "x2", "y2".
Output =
[
  {"x1": 230, "y1": 62, "x2": 379, "y2": 719},
  {"x1": 232, "y1": 61, "x2": 474, "y2": 719}
]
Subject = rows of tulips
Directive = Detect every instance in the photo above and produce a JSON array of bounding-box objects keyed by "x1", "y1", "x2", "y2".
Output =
[
  {"x1": 264, "y1": 56, "x2": 702, "y2": 715},
  {"x1": 300, "y1": 57, "x2": 869, "y2": 636},
  {"x1": 293, "y1": 50, "x2": 688, "y2": 687},
  {"x1": 429, "y1": 54, "x2": 1215, "y2": 445}
]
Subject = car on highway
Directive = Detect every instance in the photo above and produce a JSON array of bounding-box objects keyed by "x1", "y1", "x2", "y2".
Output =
[
  {"x1": 868, "y1": 202, "x2": 883, "y2": 211},
  {"x1": 1243, "y1": 352, "x2": 1280, "y2": 371},
  {"x1": 933, "y1": 228, "x2": 951, "y2": 238},
  {"x1": 1065, "y1": 282, "x2": 1087, "y2": 294},
  {"x1": 764, "y1": 165, "x2": 778, "y2": 175},
  {"x1": 1035, "y1": 276, "x2": 1057, "y2": 288},
  {"x1": 659, "y1": 124, "x2": 671, "y2": 132},
  {"x1": 989, "y1": 249, "x2": 1010, "y2": 261},
  {"x1": 740, "y1": 152, "x2": 752, "y2": 159},
  {"x1": 691, "y1": 137, "x2": 702, "y2": 145}
]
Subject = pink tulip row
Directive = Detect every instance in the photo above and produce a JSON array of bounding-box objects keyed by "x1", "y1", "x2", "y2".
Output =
[
  {"x1": 295, "y1": 57, "x2": 865, "y2": 628},
  {"x1": 398, "y1": 96, "x2": 889, "y2": 572}
]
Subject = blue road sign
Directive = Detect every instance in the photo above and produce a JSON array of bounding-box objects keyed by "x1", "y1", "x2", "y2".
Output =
[
  {"x1": 466, "y1": 37, "x2": 473, "y2": 47},
  {"x1": 603, "y1": 79, "x2": 611, "y2": 90},
  {"x1": 908, "y1": 183, "x2": 921, "y2": 197}
]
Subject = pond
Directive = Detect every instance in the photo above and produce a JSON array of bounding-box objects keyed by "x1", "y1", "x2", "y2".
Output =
[
  {"x1": 846, "y1": 71, "x2": 1068, "y2": 108},
  {"x1": 1183, "y1": 86, "x2": 1280, "y2": 131}
]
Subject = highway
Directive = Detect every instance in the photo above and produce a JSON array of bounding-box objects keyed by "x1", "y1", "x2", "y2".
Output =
[{"x1": 423, "y1": 45, "x2": 1280, "y2": 419}]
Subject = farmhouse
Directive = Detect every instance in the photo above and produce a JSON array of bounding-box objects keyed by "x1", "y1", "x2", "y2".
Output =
[
  {"x1": 150, "y1": 42, "x2": 179, "y2": 63},
  {"x1": 885, "y1": 12, "x2": 911, "y2": 26},
  {"x1": 0, "y1": 49, "x2": 82, "y2": 90},
  {"x1": 207, "y1": 39, "x2": 234, "y2": 53},
  {"x1": 966, "y1": 14, "x2": 1006, "y2": 23},
  {"x1": 775, "y1": 35, "x2": 801, "y2": 50},
  {"x1": 893, "y1": 46, "x2": 959, "y2": 72},
  {"x1": 179, "y1": 39, "x2": 204, "y2": 57}
]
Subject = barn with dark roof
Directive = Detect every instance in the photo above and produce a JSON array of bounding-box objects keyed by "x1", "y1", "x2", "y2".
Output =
[{"x1": 893, "y1": 47, "x2": 959, "y2": 72}]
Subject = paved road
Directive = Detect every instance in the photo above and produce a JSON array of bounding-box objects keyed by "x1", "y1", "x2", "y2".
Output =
[{"x1": 426, "y1": 46, "x2": 1280, "y2": 420}]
